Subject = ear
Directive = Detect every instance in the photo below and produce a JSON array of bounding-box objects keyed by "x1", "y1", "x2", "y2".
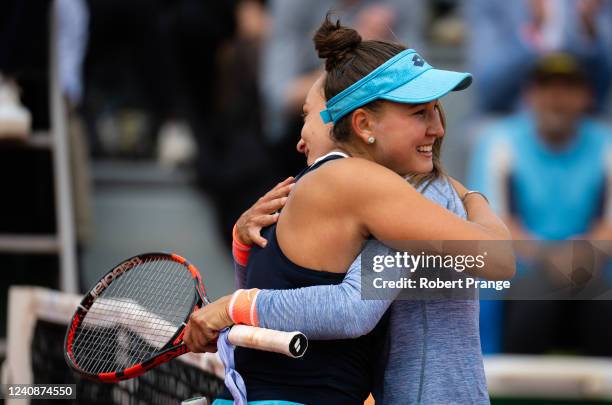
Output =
[{"x1": 350, "y1": 108, "x2": 377, "y2": 144}]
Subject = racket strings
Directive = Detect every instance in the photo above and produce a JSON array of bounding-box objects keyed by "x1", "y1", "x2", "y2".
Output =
[
  {"x1": 71, "y1": 256, "x2": 195, "y2": 374},
  {"x1": 74, "y1": 258, "x2": 162, "y2": 373},
  {"x1": 77, "y1": 258, "x2": 193, "y2": 373},
  {"x1": 73, "y1": 256, "x2": 164, "y2": 372},
  {"x1": 74, "y1": 260, "x2": 163, "y2": 373}
]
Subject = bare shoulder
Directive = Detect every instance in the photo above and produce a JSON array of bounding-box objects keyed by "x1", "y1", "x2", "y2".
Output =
[
  {"x1": 299, "y1": 158, "x2": 407, "y2": 193},
  {"x1": 287, "y1": 158, "x2": 420, "y2": 225}
]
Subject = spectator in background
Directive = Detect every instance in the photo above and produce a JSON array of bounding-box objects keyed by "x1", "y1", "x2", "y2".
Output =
[
  {"x1": 465, "y1": 0, "x2": 612, "y2": 114},
  {"x1": 261, "y1": 0, "x2": 426, "y2": 175},
  {"x1": 199, "y1": 0, "x2": 279, "y2": 247},
  {"x1": 468, "y1": 53, "x2": 612, "y2": 355}
]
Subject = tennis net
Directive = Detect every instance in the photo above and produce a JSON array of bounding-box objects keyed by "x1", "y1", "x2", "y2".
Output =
[{"x1": 1, "y1": 286, "x2": 225, "y2": 405}]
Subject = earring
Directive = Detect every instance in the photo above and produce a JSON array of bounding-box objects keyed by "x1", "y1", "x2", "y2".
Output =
[{"x1": 367, "y1": 136, "x2": 376, "y2": 144}]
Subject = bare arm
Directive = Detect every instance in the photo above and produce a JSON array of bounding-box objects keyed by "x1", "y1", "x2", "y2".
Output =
[
  {"x1": 448, "y1": 176, "x2": 512, "y2": 240},
  {"x1": 313, "y1": 159, "x2": 515, "y2": 280}
]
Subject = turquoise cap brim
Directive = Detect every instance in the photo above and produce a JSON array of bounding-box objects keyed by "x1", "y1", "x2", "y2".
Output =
[
  {"x1": 381, "y1": 68, "x2": 472, "y2": 104},
  {"x1": 320, "y1": 49, "x2": 473, "y2": 124}
]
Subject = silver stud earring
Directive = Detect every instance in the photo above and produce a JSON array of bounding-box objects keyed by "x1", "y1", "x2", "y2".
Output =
[{"x1": 367, "y1": 136, "x2": 376, "y2": 144}]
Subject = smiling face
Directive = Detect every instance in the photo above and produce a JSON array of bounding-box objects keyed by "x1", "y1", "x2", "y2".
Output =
[
  {"x1": 297, "y1": 77, "x2": 445, "y2": 176},
  {"x1": 297, "y1": 76, "x2": 335, "y2": 165},
  {"x1": 356, "y1": 100, "x2": 445, "y2": 176}
]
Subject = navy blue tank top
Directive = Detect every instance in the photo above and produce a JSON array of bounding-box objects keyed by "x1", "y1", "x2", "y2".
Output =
[{"x1": 218, "y1": 153, "x2": 389, "y2": 404}]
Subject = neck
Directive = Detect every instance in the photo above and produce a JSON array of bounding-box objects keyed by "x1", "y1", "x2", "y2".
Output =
[
  {"x1": 538, "y1": 125, "x2": 577, "y2": 150},
  {"x1": 339, "y1": 142, "x2": 375, "y2": 161}
]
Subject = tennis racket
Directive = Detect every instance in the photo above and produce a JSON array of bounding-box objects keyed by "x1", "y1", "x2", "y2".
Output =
[{"x1": 64, "y1": 252, "x2": 308, "y2": 382}]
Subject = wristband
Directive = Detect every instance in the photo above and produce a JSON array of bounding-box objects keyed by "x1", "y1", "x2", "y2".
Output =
[
  {"x1": 461, "y1": 190, "x2": 489, "y2": 204},
  {"x1": 227, "y1": 288, "x2": 260, "y2": 326},
  {"x1": 232, "y1": 224, "x2": 252, "y2": 266}
]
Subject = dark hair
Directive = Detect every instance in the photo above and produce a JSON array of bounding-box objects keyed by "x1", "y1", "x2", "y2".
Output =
[
  {"x1": 313, "y1": 14, "x2": 445, "y2": 187},
  {"x1": 528, "y1": 52, "x2": 590, "y2": 87},
  {"x1": 313, "y1": 14, "x2": 405, "y2": 143}
]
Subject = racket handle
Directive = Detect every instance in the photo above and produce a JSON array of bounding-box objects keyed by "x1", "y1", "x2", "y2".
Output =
[{"x1": 228, "y1": 325, "x2": 308, "y2": 358}]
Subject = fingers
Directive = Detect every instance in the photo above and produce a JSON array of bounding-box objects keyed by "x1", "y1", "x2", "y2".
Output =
[
  {"x1": 249, "y1": 215, "x2": 279, "y2": 247},
  {"x1": 258, "y1": 197, "x2": 288, "y2": 214},
  {"x1": 243, "y1": 196, "x2": 288, "y2": 248},
  {"x1": 184, "y1": 310, "x2": 220, "y2": 353},
  {"x1": 247, "y1": 203, "x2": 284, "y2": 248},
  {"x1": 203, "y1": 343, "x2": 218, "y2": 353},
  {"x1": 258, "y1": 212, "x2": 281, "y2": 228},
  {"x1": 262, "y1": 181, "x2": 295, "y2": 202},
  {"x1": 184, "y1": 323, "x2": 209, "y2": 353},
  {"x1": 236, "y1": 177, "x2": 295, "y2": 248},
  {"x1": 185, "y1": 322, "x2": 210, "y2": 353},
  {"x1": 259, "y1": 185, "x2": 293, "y2": 206},
  {"x1": 276, "y1": 176, "x2": 295, "y2": 188},
  {"x1": 184, "y1": 323, "x2": 192, "y2": 349},
  {"x1": 251, "y1": 233, "x2": 269, "y2": 248}
]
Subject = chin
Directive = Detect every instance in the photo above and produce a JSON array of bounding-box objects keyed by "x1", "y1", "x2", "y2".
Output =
[{"x1": 411, "y1": 163, "x2": 434, "y2": 175}]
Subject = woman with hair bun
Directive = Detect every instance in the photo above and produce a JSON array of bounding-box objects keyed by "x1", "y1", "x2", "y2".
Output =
[{"x1": 186, "y1": 15, "x2": 514, "y2": 405}]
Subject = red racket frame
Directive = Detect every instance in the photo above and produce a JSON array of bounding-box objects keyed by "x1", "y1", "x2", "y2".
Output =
[{"x1": 64, "y1": 252, "x2": 207, "y2": 382}]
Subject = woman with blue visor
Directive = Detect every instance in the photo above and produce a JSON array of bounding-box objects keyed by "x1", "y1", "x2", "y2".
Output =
[{"x1": 186, "y1": 15, "x2": 514, "y2": 405}]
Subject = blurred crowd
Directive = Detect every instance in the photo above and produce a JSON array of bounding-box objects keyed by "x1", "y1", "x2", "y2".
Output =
[{"x1": 1, "y1": 0, "x2": 612, "y2": 356}]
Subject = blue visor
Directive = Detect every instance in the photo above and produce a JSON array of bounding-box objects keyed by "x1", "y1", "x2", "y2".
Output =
[{"x1": 320, "y1": 49, "x2": 472, "y2": 124}]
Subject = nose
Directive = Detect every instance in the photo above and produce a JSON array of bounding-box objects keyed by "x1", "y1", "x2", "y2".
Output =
[
  {"x1": 296, "y1": 138, "x2": 306, "y2": 154},
  {"x1": 427, "y1": 104, "x2": 445, "y2": 138}
]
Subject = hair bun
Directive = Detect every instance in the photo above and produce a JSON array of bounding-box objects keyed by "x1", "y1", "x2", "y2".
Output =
[{"x1": 313, "y1": 14, "x2": 362, "y2": 71}]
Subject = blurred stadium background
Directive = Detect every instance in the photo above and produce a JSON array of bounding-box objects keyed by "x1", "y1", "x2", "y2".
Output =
[{"x1": 1, "y1": 0, "x2": 612, "y2": 404}]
